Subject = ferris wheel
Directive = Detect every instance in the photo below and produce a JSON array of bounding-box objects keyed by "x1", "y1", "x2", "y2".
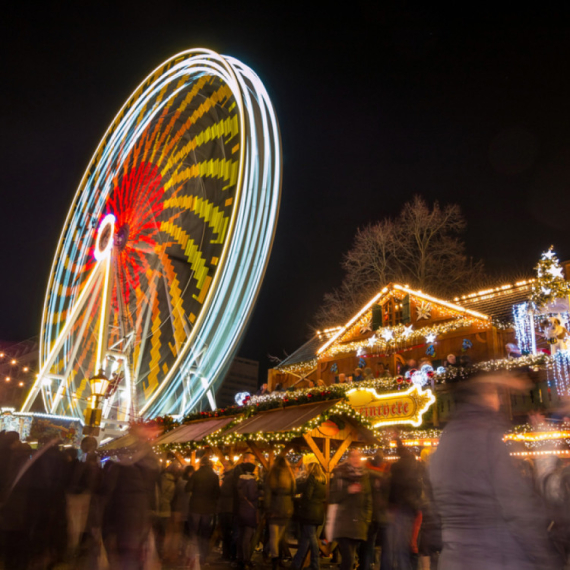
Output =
[{"x1": 21, "y1": 49, "x2": 281, "y2": 423}]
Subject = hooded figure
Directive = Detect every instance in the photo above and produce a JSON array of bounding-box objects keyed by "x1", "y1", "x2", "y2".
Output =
[{"x1": 429, "y1": 374, "x2": 562, "y2": 570}]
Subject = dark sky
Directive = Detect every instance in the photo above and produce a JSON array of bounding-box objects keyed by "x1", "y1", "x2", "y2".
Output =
[{"x1": 2, "y1": 4, "x2": 570, "y2": 382}]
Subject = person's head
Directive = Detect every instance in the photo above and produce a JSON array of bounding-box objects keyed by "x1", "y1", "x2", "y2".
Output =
[
  {"x1": 317, "y1": 379, "x2": 326, "y2": 387},
  {"x1": 222, "y1": 458, "x2": 234, "y2": 471},
  {"x1": 338, "y1": 373, "x2": 346, "y2": 383},
  {"x1": 242, "y1": 451, "x2": 256, "y2": 465},
  {"x1": 183, "y1": 465, "x2": 195, "y2": 480},
  {"x1": 407, "y1": 359, "x2": 417, "y2": 368},
  {"x1": 377, "y1": 363, "x2": 385, "y2": 373},
  {"x1": 347, "y1": 448, "x2": 361, "y2": 468},
  {"x1": 269, "y1": 455, "x2": 294, "y2": 485},
  {"x1": 308, "y1": 461, "x2": 326, "y2": 483},
  {"x1": 354, "y1": 368, "x2": 363, "y2": 377},
  {"x1": 369, "y1": 450, "x2": 384, "y2": 467},
  {"x1": 200, "y1": 455, "x2": 211, "y2": 468},
  {"x1": 458, "y1": 373, "x2": 530, "y2": 412},
  {"x1": 363, "y1": 367, "x2": 373, "y2": 378},
  {"x1": 420, "y1": 448, "x2": 434, "y2": 465},
  {"x1": 447, "y1": 354, "x2": 456, "y2": 365},
  {"x1": 306, "y1": 380, "x2": 315, "y2": 388}
]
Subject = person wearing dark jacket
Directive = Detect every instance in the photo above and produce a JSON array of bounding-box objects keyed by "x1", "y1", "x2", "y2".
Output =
[
  {"x1": 265, "y1": 456, "x2": 296, "y2": 570},
  {"x1": 186, "y1": 455, "x2": 220, "y2": 564},
  {"x1": 358, "y1": 452, "x2": 390, "y2": 570},
  {"x1": 329, "y1": 449, "x2": 372, "y2": 570},
  {"x1": 429, "y1": 374, "x2": 563, "y2": 570},
  {"x1": 236, "y1": 462, "x2": 260, "y2": 569},
  {"x1": 292, "y1": 462, "x2": 326, "y2": 570}
]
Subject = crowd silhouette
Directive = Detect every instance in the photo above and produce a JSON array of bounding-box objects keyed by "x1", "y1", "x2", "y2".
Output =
[{"x1": 1, "y1": 374, "x2": 569, "y2": 570}]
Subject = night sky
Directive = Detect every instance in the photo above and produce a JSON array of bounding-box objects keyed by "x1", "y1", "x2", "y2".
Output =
[{"x1": 2, "y1": 4, "x2": 570, "y2": 383}]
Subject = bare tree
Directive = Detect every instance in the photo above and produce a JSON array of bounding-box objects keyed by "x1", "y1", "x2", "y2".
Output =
[{"x1": 315, "y1": 196, "x2": 484, "y2": 327}]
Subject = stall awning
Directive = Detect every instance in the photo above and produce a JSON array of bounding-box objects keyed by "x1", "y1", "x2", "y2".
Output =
[
  {"x1": 154, "y1": 416, "x2": 237, "y2": 445},
  {"x1": 100, "y1": 433, "x2": 137, "y2": 451},
  {"x1": 225, "y1": 400, "x2": 341, "y2": 436}
]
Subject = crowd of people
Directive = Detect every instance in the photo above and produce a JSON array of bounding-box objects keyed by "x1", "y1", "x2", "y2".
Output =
[{"x1": 1, "y1": 373, "x2": 570, "y2": 570}]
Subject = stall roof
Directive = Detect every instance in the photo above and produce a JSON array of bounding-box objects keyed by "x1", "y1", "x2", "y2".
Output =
[
  {"x1": 454, "y1": 280, "x2": 534, "y2": 323},
  {"x1": 100, "y1": 433, "x2": 137, "y2": 451},
  {"x1": 154, "y1": 416, "x2": 237, "y2": 445},
  {"x1": 225, "y1": 400, "x2": 341, "y2": 435}
]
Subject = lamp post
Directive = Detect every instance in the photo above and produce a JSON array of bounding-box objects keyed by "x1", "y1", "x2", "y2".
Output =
[{"x1": 83, "y1": 369, "x2": 110, "y2": 436}]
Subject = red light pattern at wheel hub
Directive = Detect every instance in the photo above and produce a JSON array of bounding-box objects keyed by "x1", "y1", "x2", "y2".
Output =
[{"x1": 104, "y1": 162, "x2": 165, "y2": 326}]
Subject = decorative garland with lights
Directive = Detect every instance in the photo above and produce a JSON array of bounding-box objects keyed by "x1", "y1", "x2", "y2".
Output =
[
  {"x1": 434, "y1": 353, "x2": 550, "y2": 382},
  {"x1": 323, "y1": 317, "x2": 489, "y2": 359},
  {"x1": 277, "y1": 358, "x2": 318, "y2": 375}
]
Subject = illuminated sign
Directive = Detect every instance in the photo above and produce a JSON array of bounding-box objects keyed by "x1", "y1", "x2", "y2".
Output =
[{"x1": 347, "y1": 385, "x2": 435, "y2": 427}]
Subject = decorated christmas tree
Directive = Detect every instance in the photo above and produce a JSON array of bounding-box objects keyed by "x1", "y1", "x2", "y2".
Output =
[{"x1": 529, "y1": 246, "x2": 570, "y2": 309}]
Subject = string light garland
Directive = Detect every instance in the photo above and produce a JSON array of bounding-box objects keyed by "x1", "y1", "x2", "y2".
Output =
[{"x1": 323, "y1": 317, "x2": 489, "y2": 358}]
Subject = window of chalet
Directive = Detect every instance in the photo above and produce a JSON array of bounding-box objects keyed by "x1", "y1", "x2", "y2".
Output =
[{"x1": 372, "y1": 295, "x2": 410, "y2": 328}]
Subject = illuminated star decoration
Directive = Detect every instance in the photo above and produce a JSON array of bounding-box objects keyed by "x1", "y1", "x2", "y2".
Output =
[
  {"x1": 543, "y1": 249, "x2": 555, "y2": 260},
  {"x1": 359, "y1": 317, "x2": 373, "y2": 335},
  {"x1": 425, "y1": 333, "x2": 437, "y2": 344},
  {"x1": 368, "y1": 335, "x2": 378, "y2": 347},
  {"x1": 548, "y1": 265, "x2": 564, "y2": 279},
  {"x1": 403, "y1": 325, "x2": 414, "y2": 338},
  {"x1": 416, "y1": 301, "x2": 432, "y2": 321},
  {"x1": 356, "y1": 347, "x2": 365, "y2": 357},
  {"x1": 381, "y1": 328, "x2": 394, "y2": 342},
  {"x1": 542, "y1": 287, "x2": 552, "y2": 296}
]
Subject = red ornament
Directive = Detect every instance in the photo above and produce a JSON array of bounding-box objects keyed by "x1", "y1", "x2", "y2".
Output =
[
  {"x1": 396, "y1": 375, "x2": 403, "y2": 384},
  {"x1": 308, "y1": 394, "x2": 313, "y2": 398}
]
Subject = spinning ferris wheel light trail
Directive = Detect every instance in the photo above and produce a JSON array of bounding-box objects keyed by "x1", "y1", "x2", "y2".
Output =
[{"x1": 21, "y1": 49, "x2": 282, "y2": 424}]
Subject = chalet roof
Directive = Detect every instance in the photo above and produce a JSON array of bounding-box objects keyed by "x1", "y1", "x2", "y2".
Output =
[
  {"x1": 224, "y1": 400, "x2": 340, "y2": 435},
  {"x1": 318, "y1": 283, "x2": 490, "y2": 356},
  {"x1": 153, "y1": 416, "x2": 237, "y2": 445},
  {"x1": 277, "y1": 328, "x2": 341, "y2": 368},
  {"x1": 454, "y1": 280, "x2": 534, "y2": 323}
]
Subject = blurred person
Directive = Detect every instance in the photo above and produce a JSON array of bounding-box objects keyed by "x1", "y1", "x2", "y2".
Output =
[
  {"x1": 169, "y1": 464, "x2": 193, "y2": 563},
  {"x1": 336, "y1": 373, "x2": 347, "y2": 384},
  {"x1": 385, "y1": 444, "x2": 423, "y2": 570},
  {"x1": 329, "y1": 448, "x2": 372, "y2": 570},
  {"x1": 418, "y1": 448, "x2": 441, "y2": 570},
  {"x1": 99, "y1": 436, "x2": 161, "y2": 570},
  {"x1": 265, "y1": 455, "x2": 296, "y2": 570},
  {"x1": 218, "y1": 459, "x2": 237, "y2": 561},
  {"x1": 429, "y1": 374, "x2": 562, "y2": 570},
  {"x1": 316, "y1": 379, "x2": 326, "y2": 387},
  {"x1": 155, "y1": 461, "x2": 180, "y2": 558},
  {"x1": 353, "y1": 368, "x2": 364, "y2": 382},
  {"x1": 236, "y1": 459, "x2": 260, "y2": 569},
  {"x1": 363, "y1": 367, "x2": 375, "y2": 381},
  {"x1": 0, "y1": 439, "x2": 33, "y2": 570},
  {"x1": 257, "y1": 383, "x2": 271, "y2": 396},
  {"x1": 292, "y1": 461, "x2": 326, "y2": 570},
  {"x1": 187, "y1": 455, "x2": 221, "y2": 564},
  {"x1": 400, "y1": 358, "x2": 417, "y2": 376},
  {"x1": 377, "y1": 363, "x2": 390, "y2": 378},
  {"x1": 358, "y1": 451, "x2": 390, "y2": 570},
  {"x1": 444, "y1": 353, "x2": 458, "y2": 368}
]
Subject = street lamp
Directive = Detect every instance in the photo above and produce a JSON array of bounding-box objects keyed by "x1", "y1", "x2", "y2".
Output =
[{"x1": 83, "y1": 368, "x2": 110, "y2": 436}]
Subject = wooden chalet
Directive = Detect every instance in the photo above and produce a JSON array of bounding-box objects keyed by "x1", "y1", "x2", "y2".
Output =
[{"x1": 271, "y1": 283, "x2": 517, "y2": 389}]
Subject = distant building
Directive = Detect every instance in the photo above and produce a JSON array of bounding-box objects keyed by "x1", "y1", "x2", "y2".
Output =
[
  {"x1": 0, "y1": 338, "x2": 39, "y2": 410},
  {"x1": 216, "y1": 356, "x2": 259, "y2": 408}
]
